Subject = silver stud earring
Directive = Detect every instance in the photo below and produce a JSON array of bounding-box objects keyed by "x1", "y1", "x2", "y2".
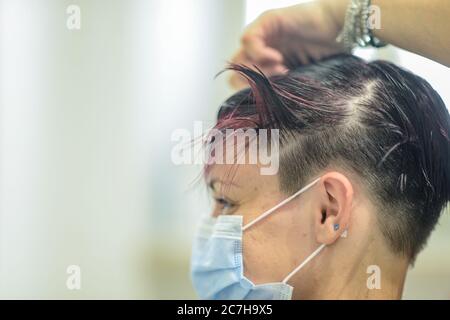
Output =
[{"x1": 333, "y1": 223, "x2": 340, "y2": 231}]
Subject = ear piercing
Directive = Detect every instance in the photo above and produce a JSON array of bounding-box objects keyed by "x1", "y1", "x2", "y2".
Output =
[{"x1": 333, "y1": 223, "x2": 340, "y2": 231}]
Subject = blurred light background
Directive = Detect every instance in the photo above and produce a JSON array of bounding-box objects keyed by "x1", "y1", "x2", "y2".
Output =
[{"x1": 0, "y1": 0, "x2": 449, "y2": 299}]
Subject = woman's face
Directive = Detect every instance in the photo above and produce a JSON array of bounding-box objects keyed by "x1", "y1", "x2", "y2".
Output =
[{"x1": 206, "y1": 163, "x2": 319, "y2": 285}]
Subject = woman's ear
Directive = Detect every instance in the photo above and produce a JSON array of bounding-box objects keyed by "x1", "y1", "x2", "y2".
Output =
[{"x1": 314, "y1": 172, "x2": 353, "y2": 245}]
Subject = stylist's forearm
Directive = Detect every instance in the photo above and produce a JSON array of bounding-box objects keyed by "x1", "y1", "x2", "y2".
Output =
[{"x1": 326, "y1": 0, "x2": 450, "y2": 67}]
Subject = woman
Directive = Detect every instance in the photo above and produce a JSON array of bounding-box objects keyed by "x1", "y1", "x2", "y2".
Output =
[{"x1": 190, "y1": 54, "x2": 450, "y2": 299}]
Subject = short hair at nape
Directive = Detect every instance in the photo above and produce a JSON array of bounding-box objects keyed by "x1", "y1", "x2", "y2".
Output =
[{"x1": 215, "y1": 54, "x2": 450, "y2": 261}]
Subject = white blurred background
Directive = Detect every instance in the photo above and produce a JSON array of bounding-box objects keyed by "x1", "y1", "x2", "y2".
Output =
[{"x1": 0, "y1": 0, "x2": 449, "y2": 299}]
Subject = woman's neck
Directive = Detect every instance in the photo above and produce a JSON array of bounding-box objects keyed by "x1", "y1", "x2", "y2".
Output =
[{"x1": 292, "y1": 237, "x2": 409, "y2": 300}]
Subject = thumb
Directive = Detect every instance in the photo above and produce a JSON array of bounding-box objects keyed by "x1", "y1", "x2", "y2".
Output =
[{"x1": 241, "y1": 34, "x2": 284, "y2": 65}]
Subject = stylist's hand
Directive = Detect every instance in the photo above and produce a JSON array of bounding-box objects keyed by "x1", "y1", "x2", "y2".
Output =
[{"x1": 229, "y1": 0, "x2": 347, "y2": 89}]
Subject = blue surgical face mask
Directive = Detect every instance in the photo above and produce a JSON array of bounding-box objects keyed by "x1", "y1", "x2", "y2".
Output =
[{"x1": 190, "y1": 177, "x2": 345, "y2": 300}]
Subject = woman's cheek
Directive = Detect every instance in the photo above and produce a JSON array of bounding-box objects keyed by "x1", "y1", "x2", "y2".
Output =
[{"x1": 242, "y1": 229, "x2": 282, "y2": 284}]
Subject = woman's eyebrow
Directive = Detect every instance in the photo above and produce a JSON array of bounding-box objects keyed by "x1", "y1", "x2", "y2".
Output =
[{"x1": 208, "y1": 178, "x2": 240, "y2": 191}]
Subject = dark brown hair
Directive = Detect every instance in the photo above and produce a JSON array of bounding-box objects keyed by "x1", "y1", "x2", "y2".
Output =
[{"x1": 214, "y1": 54, "x2": 450, "y2": 261}]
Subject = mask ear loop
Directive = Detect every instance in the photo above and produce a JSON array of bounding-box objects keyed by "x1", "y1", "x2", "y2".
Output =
[
  {"x1": 282, "y1": 243, "x2": 326, "y2": 284},
  {"x1": 282, "y1": 229, "x2": 349, "y2": 284},
  {"x1": 242, "y1": 177, "x2": 321, "y2": 232}
]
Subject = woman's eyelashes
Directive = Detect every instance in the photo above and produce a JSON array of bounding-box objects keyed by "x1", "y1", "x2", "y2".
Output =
[{"x1": 213, "y1": 196, "x2": 237, "y2": 214}]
